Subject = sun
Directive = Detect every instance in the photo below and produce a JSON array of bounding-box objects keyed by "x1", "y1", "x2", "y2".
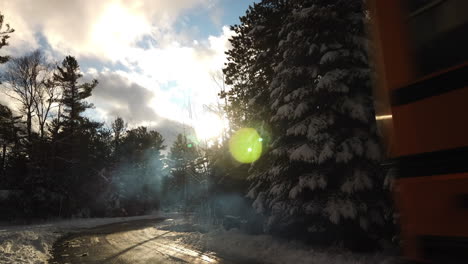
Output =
[
  {"x1": 90, "y1": 3, "x2": 149, "y2": 57},
  {"x1": 194, "y1": 113, "x2": 225, "y2": 141}
]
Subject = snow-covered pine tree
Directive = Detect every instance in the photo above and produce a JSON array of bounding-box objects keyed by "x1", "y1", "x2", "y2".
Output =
[
  {"x1": 222, "y1": 0, "x2": 291, "y2": 131},
  {"x1": 247, "y1": 0, "x2": 387, "y2": 245},
  {"x1": 223, "y1": 1, "x2": 293, "y2": 216}
]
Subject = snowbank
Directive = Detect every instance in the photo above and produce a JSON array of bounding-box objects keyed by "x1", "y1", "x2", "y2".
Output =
[
  {"x1": 0, "y1": 214, "x2": 161, "y2": 264},
  {"x1": 0, "y1": 230, "x2": 56, "y2": 264},
  {"x1": 180, "y1": 227, "x2": 399, "y2": 264}
]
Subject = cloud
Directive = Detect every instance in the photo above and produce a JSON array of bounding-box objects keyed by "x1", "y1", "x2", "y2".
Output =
[
  {"x1": 89, "y1": 71, "x2": 157, "y2": 123},
  {"x1": 98, "y1": 26, "x2": 234, "y2": 124},
  {"x1": 1, "y1": 0, "x2": 211, "y2": 59},
  {"x1": 87, "y1": 70, "x2": 191, "y2": 147},
  {"x1": 1, "y1": 0, "x2": 235, "y2": 143}
]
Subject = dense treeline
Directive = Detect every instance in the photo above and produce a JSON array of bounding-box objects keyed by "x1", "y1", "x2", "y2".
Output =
[
  {"x1": 0, "y1": 50, "x2": 170, "y2": 219},
  {"x1": 0, "y1": 14, "x2": 186, "y2": 221}
]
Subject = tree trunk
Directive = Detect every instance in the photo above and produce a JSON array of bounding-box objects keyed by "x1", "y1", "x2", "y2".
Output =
[
  {"x1": 1, "y1": 144, "x2": 6, "y2": 177},
  {"x1": 27, "y1": 111, "x2": 32, "y2": 141},
  {"x1": 40, "y1": 123, "x2": 45, "y2": 139}
]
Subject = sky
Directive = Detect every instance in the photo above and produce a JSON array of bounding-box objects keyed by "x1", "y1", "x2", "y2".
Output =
[{"x1": 0, "y1": 0, "x2": 255, "y2": 144}]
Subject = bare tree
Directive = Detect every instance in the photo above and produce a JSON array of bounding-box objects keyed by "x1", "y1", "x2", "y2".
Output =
[
  {"x1": 211, "y1": 70, "x2": 228, "y2": 107},
  {"x1": 33, "y1": 72, "x2": 60, "y2": 139},
  {"x1": 207, "y1": 70, "x2": 230, "y2": 142},
  {"x1": 2, "y1": 50, "x2": 54, "y2": 140}
]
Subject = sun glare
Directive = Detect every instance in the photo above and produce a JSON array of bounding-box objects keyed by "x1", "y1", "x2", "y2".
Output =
[
  {"x1": 91, "y1": 3, "x2": 149, "y2": 57},
  {"x1": 194, "y1": 114, "x2": 225, "y2": 141}
]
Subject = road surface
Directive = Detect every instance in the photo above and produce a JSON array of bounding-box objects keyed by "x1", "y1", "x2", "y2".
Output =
[{"x1": 50, "y1": 216, "x2": 255, "y2": 264}]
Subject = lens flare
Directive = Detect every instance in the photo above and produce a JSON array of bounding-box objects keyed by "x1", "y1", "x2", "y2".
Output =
[{"x1": 229, "y1": 128, "x2": 262, "y2": 163}]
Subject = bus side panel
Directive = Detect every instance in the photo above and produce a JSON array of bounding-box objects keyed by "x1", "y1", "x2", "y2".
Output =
[
  {"x1": 396, "y1": 173, "x2": 468, "y2": 261},
  {"x1": 392, "y1": 86, "x2": 468, "y2": 157}
]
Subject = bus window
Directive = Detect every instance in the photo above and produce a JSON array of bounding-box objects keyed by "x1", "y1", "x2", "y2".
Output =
[
  {"x1": 408, "y1": 0, "x2": 438, "y2": 13},
  {"x1": 404, "y1": 0, "x2": 468, "y2": 77}
]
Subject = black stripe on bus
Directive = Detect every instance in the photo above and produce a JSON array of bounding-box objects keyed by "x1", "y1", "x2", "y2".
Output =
[
  {"x1": 391, "y1": 65, "x2": 468, "y2": 106},
  {"x1": 420, "y1": 235, "x2": 468, "y2": 263},
  {"x1": 382, "y1": 146, "x2": 468, "y2": 178}
]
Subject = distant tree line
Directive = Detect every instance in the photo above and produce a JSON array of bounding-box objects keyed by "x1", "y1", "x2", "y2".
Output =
[
  {"x1": 0, "y1": 12, "x2": 200, "y2": 221},
  {"x1": 0, "y1": 50, "x2": 170, "y2": 219}
]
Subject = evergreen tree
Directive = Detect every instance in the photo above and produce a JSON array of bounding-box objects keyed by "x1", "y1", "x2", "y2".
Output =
[
  {"x1": 222, "y1": 0, "x2": 291, "y2": 130},
  {"x1": 0, "y1": 104, "x2": 23, "y2": 181},
  {"x1": 222, "y1": 1, "x2": 294, "y2": 225},
  {"x1": 50, "y1": 56, "x2": 100, "y2": 216},
  {"x1": 81, "y1": 124, "x2": 113, "y2": 215},
  {"x1": 54, "y1": 56, "x2": 97, "y2": 134},
  {"x1": 111, "y1": 116, "x2": 126, "y2": 157},
  {"x1": 115, "y1": 126, "x2": 166, "y2": 215},
  {"x1": 165, "y1": 134, "x2": 199, "y2": 208},
  {"x1": 169, "y1": 134, "x2": 198, "y2": 169},
  {"x1": 246, "y1": 0, "x2": 387, "y2": 246},
  {"x1": 0, "y1": 12, "x2": 14, "y2": 65}
]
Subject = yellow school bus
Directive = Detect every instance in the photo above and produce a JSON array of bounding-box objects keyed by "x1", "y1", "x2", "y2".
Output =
[{"x1": 368, "y1": 0, "x2": 468, "y2": 263}]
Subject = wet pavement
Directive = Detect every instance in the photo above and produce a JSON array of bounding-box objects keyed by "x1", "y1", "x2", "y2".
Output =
[{"x1": 50, "y1": 217, "x2": 243, "y2": 264}]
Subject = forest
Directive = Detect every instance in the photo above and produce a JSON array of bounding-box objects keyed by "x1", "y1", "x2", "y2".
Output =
[{"x1": 0, "y1": 0, "x2": 396, "y2": 251}]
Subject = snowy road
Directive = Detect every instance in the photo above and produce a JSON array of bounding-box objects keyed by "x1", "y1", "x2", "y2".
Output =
[
  {"x1": 1, "y1": 214, "x2": 397, "y2": 264},
  {"x1": 50, "y1": 217, "x2": 254, "y2": 264}
]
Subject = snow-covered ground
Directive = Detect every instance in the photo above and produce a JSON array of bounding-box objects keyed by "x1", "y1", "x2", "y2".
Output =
[
  {"x1": 162, "y1": 219, "x2": 400, "y2": 264},
  {"x1": 182, "y1": 229, "x2": 398, "y2": 264},
  {"x1": 0, "y1": 213, "x2": 162, "y2": 264},
  {"x1": 0, "y1": 213, "x2": 399, "y2": 264}
]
